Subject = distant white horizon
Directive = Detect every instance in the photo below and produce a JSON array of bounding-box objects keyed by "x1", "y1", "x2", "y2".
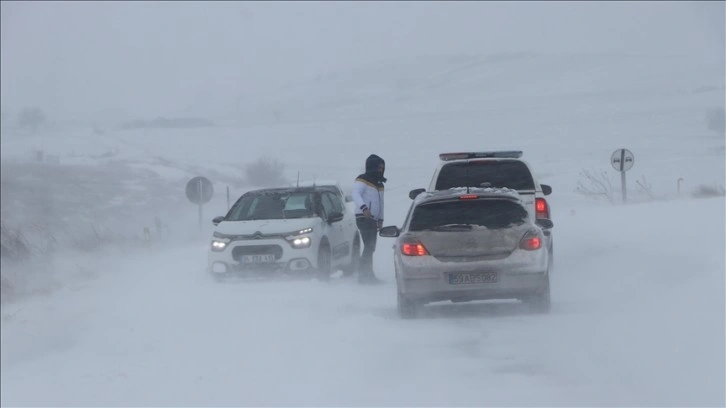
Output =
[{"x1": 1, "y1": 1, "x2": 724, "y2": 122}]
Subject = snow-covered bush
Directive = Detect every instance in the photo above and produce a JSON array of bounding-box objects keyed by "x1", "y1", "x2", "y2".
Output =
[{"x1": 245, "y1": 156, "x2": 287, "y2": 187}]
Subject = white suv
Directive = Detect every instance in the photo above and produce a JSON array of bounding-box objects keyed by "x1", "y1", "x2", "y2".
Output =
[
  {"x1": 208, "y1": 185, "x2": 361, "y2": 280},
  {"x1": 409, "y1": 151, "x2": 554, "y2": 258}
]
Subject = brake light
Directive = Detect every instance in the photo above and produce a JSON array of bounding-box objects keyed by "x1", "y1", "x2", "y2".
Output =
[
  {"x1": 459, "y1": 194, "x2": 478, "y2": 200},
  {"x1": 535, "y1": 198, "x2": 549, "y2": 219},
  {"x1": 402, "y1": 242, "x2": 429, "y2": 256},
  {"x1": 519, "y1": 231, "x2": 542, "y2": 250}
]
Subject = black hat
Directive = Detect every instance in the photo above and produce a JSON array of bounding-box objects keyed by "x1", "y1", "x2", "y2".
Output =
[{"x1": 365, "y1": 154, "x2": 385, "y2": 173}]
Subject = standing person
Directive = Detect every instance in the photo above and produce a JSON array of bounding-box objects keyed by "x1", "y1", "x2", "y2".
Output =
[{"x1": 352, "y1": 154, "x2": 386, "y2": 284}]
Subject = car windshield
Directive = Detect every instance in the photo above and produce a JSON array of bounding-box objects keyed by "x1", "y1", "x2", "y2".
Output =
[
  {"x1": 226, "y1": 191, "x2": 318, "y2": 221},
  {"x1": 409, "y1": 199, "x2": 528, "y2": 231},
  {"x1": 435, "y1": 160, "x2": 536, "y2": 191}
]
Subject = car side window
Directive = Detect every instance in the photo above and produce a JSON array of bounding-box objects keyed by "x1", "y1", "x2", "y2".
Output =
[
  {"x1": 320, "y1": 193, "x2": 336, "y2": 217},
  {"x1": 402, "y1": 201, "x2": 416, "y2": 230},
  {"x1": 326, "y1": 192, "x2": 344, "y2": 214}
]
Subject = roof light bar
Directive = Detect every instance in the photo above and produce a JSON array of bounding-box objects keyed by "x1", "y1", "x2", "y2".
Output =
[{"x1": 439, "y1": 151, "x2": 523, "y2": 161}]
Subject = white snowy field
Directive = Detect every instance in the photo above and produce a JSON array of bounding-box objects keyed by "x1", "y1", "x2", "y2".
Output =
[{"x1": 1, "y1": 52, "x2": 725, "y2": 406}]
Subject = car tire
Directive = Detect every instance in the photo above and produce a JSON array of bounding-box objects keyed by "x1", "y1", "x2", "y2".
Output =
[
  {"x1": 316, "y1": 242, "x2": 332, "y2": 282},
  {"x1": 397, "y1": 290, "x2": 420, "y2": 319},
  {"x1": 525, "y1": 275, "x2": 551, "y2": 314},
  {"x1": 341, "y1": 235, "x2": 360, "y2": 277}
]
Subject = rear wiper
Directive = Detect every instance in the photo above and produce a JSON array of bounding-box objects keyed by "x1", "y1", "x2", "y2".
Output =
[{"x1": 431, "y1": 224, "x2": 474, "y2": 231}]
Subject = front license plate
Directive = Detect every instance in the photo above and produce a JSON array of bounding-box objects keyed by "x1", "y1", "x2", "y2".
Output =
[
  {"x1": 448, "y1": 272, "x2": 498, "y2": 285},
  {"x1": 240, "y1": 254, "x2": 276, "y2": 264}
]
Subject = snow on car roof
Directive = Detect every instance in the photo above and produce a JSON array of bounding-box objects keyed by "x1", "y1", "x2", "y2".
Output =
[
  {"x1": 414, "y1": 187, "x2": 522, "y2": 205},
  {"x1": 292, "y1": 179, "x2": 341, "y2": 187}
]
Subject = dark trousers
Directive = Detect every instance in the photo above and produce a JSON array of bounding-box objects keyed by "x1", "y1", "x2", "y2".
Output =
[{"x1": 356, "y1": 217, "x2": 378, "y2": 277}]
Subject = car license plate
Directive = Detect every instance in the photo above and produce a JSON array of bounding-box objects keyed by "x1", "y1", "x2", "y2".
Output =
[
  {"x1": 240, "y1": 254, "x2": 276, "y2": 264},
  {"x1": 448, "y1": 272, "x2": 498, "y2": 285}
]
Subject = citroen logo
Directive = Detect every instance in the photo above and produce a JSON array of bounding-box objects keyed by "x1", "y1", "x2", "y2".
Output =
[{"x1": 252, "y1": 231, "x2": 263, "y2": 239}]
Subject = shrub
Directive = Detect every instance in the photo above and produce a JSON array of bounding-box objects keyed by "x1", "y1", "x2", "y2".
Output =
[{"x1": 245, "y1": 156, "x2": 287, "y2": 187}]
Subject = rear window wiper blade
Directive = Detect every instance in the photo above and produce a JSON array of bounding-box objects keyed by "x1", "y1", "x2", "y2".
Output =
[{"x1": 431, "y1": 223, "x2": 474, "y2": 231}]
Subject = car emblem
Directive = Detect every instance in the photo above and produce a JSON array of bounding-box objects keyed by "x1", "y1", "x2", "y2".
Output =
[{"x1": 253, "y1": 231, "x2": 263, "y2": 239}]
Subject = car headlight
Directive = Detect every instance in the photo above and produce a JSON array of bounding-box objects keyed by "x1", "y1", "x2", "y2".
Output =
[
  {"x1": 285, "y1": 229, "x2": 312, "y2": 248},
  {"x1": 290, "y1": 236, "x2": 312, "y2": 248},
  {"x1": 284, "y1": 227, "x2": 313, "y2": 248},
  {"x1": 211, "y1": 239, "x2": 229, "y2": 251}
]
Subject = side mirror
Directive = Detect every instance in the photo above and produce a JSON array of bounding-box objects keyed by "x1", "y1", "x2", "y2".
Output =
[
  {"x1": 536, "y1": 218, "x2": 554, "y2": 229},
  {"x1": 345, "y1": 195, "x2": 353, "y2": 203},
  {"x1": 327, "y1": 212, "x2": 345, "y2": 224},
  {"x1": 212, "y1": 216, "x2": 225, "y2": 226},
  {"x1": 541, "y1": 184, "x2": 552, "y2": 196},
  {"x1": 379, "y1": 225, "x2": 400, "y2": 238},
  {"x1": 409, "y1": 188, "x2": 425, "y2": 200}
]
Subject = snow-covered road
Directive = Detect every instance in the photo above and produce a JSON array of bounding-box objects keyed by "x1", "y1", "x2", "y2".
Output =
[{"x1": 2, "y1": 196, "x2": 723, "y2": 407}]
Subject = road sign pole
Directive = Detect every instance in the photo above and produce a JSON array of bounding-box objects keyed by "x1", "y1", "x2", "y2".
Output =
[
  {"x1": 620, "y1": 148, "x2": 627, "y2": 203},
  {"x1": 611, "y1": 148, "x2": 634, "y2": 204},
  {"x1": 198, "y1": 178, "x2": 204, "y2": 231},
  {"x1": 186, "y1": 176, "x2": 214, "y2": 231}
]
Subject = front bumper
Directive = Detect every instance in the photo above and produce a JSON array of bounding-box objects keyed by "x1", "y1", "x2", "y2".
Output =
[{"x1": 207, "y1": 238, "x2": 318, "y2": 277}]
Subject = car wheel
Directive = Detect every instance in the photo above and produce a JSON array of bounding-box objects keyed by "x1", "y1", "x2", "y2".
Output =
[
  {"x1": 525, "y1": 275, "x2": 551, "y2": 314},
  {"x1": 341, "y1": 235, "x2": 360, "y2": 277},
  {"x1": 316, "y1": 242, "x2": 332, "y2": 282},
  {"x1": 397, "y1": 290, "x2": 420, "y2": 319}
]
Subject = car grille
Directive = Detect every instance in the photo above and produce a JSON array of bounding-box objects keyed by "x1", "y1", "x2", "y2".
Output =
[{"x1": 232, "y1": 245, "x2": 284, "y2": 260}]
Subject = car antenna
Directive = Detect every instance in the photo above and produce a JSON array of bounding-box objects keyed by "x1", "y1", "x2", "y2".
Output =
[{"x1": 296, "y1": 171, "x2": 300, "y2": 188}]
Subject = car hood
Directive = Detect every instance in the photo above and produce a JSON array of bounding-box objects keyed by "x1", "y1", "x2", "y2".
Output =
[{"x1": 215, "y1": 218, "x2": 318, "y2": 236}]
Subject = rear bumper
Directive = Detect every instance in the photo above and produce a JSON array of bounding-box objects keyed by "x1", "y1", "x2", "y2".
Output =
[{"x1": 398, "y1": 266, "x2": 548, "y2": 303}]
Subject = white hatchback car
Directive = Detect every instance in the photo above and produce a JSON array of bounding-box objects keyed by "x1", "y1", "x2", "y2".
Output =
[
  {"x1": 380, "y1": 187, "x2": 553, "y2": 318},
  {"x1": 208, "y1": 185, "x2": 361, "y2": 280}
]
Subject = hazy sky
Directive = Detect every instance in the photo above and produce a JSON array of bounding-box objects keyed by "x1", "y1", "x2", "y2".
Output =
[{"x1": 1, "y1": 1, "x2": 724, "y2": 122}]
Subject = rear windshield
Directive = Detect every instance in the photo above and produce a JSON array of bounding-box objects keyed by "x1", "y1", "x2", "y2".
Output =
[
  {"x1": 435, "y1": 160, "x2": 535, "y2": 191},
  {"x1": 226, "y1": 191, "x2": 317, "y2": 221},
  {"x1": 409, "y1": 199, "x2": 528, "y2": 231}
]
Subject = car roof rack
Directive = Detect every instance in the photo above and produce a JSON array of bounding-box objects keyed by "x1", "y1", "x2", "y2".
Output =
[{"x1": 439, "y1": 151, "x2": 523, "y2": 161}]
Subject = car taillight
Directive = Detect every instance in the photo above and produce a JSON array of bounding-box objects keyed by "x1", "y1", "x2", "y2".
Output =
[
  {"x1": 519, "y1": 231, "x2": 542, "y2": 250},
  {"x1": 535, "y1": 198, "x2": 549, "y2": 219},
  {"x1": 459, "y1": 194, "x2": 478, "y2": 200},
  {"x1": 402, "y1": 241, "x2": 429, "y2": 256}
]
